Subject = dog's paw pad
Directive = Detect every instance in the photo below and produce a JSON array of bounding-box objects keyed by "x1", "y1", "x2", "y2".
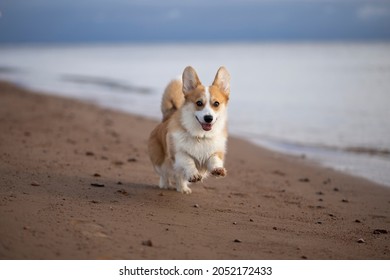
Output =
[
  {"x1": 188, "y1": 174, "x2": 202, "y2": 183},
  {"x1": 211, "y1": 167, "x2": 226, "y2": 177}
]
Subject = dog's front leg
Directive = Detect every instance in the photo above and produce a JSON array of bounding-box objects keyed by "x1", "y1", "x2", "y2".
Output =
[
  {"x1": 207, "y1": 152, "x2": 227, "y2": 177},
  {"x1": 174, "y1": 152, "x2": 201, "y2": 194}
]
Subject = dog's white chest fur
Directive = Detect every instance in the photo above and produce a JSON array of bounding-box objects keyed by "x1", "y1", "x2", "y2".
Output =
[{"x1": 171, "y1": 131, "x2": 226, "y2": 165}]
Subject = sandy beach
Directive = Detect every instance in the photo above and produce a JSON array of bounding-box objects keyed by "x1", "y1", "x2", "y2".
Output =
[{"x1": 0, "y1": 81, "x2": 389, "y2": 260}]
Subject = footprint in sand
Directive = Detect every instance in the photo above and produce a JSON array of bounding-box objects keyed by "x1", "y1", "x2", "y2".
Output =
[{"x1": 70, "y1": 220, "x2": 108, "y2": 238}]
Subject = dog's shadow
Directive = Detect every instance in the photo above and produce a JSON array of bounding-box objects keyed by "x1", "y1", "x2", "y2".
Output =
[{"x1": 89, "y1": 179, "x2": 161, "y2": 201}]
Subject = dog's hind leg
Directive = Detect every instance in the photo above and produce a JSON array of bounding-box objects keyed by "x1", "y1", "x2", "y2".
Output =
[
  {"x1": 155, "y1": 165, "x2": 167, "y2": 189},
  {"x1": 174, "y1": 172, "x2": 192, "y2": 194},
  {"x1": 159, "y1": 176, "x2": 169, "y2": 189},
  {"x1": 157, "y1": 162, "x2": 175, "y2": 190}
]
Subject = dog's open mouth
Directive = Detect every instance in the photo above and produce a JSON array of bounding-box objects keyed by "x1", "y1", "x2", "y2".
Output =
[
  {"x1": 200, "y1": 123, "x2": 212, "y2": 131},
  {"x1": 196, "y1": 117, "x2": 213, "y2": 131}
]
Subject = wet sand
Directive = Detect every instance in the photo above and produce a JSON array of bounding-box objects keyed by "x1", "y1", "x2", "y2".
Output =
[{"x1": 0, "y1": 81, "x2": 389, "y2": 259}]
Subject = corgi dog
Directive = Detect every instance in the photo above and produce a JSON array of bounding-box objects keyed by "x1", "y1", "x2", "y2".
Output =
[{"x1": 148, "y1": 66, "x2": 230, "y2": 194}]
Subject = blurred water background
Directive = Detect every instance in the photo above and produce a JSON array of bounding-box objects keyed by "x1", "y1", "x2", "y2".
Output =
[
  {"x1": 1, "y1": 42, "x2": 389, "y2": 186},
  {"x1": 1, "y1": 0, "x2": 390, "y2": 185}
]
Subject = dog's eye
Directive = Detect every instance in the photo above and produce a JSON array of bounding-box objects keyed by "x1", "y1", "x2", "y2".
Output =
[
  {"x1": 213, "y1": 101, "x2": 220, "y2": 107},
  {"x1": 196, "y1": 101, "x2": 203, "y2": 107}
]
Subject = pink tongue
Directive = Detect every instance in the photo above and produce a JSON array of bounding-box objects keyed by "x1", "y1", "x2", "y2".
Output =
[{"x1": 201, "y1": 123, "x2": 212, "y2": 131}]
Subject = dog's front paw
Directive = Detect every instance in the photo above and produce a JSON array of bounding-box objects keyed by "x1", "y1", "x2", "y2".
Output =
[
  {"x1": 188, "y1": 173, "x2": 202, "y2": 183},
  {"x1": 211, "y1": 167, "x2": 226, "y2": 177},
  {"x1": 180, "y1": 185, "x2": 192, "y2": 194}
]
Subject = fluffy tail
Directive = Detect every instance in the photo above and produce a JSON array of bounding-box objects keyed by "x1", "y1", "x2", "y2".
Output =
[{"x1": 161, "y1": 80, "x2": 184, "y2": 121}]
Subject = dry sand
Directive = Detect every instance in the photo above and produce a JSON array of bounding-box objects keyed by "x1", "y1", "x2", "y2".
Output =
[{"x1": 0, "y1": 81, "x2": 389, "y2": 259}]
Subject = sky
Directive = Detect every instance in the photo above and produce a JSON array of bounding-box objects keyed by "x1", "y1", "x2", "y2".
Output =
[{"x1": 1, "y1": 0, "x2": 390, "y2": 43}]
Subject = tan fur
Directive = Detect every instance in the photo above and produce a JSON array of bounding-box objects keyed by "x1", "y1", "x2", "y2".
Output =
[
  {"x1": 148, "y1": 81, "x2": 187, "y2": 167},
  {"x1": 209, "y1": 85, "x2": 229, "y2": 111},
  {"x1": 183, "y1": 85, "x2": 206, "y2": 107},
  {"x1": 212, "y1": 66, "x2": 230, "y2": 95},
  {"x1": 214, "y1": 151, "x2": 225, "y2": 161},
  {"x1": 161, "y1": 80, "x2": 184, "y2": 121},
  {"x1": 148, "y1": 119, "x2": 170, "y2": 166}
]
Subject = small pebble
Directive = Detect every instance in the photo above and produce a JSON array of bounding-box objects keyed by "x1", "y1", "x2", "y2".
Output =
[
  {"x1": 249, "y1": 218, "x2": 254, "y2": 222},
  {"x1": 127, "y1": 158, "x2": 137, "y2": 162},
  {"x1": 373, "y1": 229, "x2": 388, "y2": 235},
  {"x1": 90, "y1": 183, "x2": 105, "y2": 187},
  {"x1": 234, "y1": 239, "x2": 242, "y2": 243},
  {"x1": 273, "y1": 227, "x2": 277, "y2": 230},
  {"x1": 193, "y1": 204, "x2": 199, "y2": 208},
  {"x1": 299, "y1": 177, "x2": 310, "y2": 182},
  {"x1": 316, "y1": 191, "x2": 324, "y2": 195},
  {"x1": 272, "y1": 170, "x2": 285, "y2": 176},
  {"x1": 31, "y1": 181, "x2": 40, "y2": 186},
  {"x1": 342, "y1": 199, "x2": 349, "y2": 203},
  {"x1": 323, "y1": 178, "x2": 331, "y2": 185},
  {"x1": 333, "y1": 187, "x2": 339, "y2": 192},
  {"x1": 357, "y1": 238, "x2": 365, "y2": 244},
  {"x1": 355, "y1": 219, "x2": 361, "y2": 223},
  {"x1": 117, "y1": 181, "x2": 123, "y2": 185},
  {"x1": 233, "y1": 222, "x2": 237, "y2": 225},
  {"x1": 316, "y1": 221, "x2": 322, "y2": 224},
  {"x1": 117, "y1": 189, "x2": 129, "y2": 196},
  {"x1": 142, "y1": 240, "x2": 153, "y2": 247},
  {"x1": 86, "y1": 151, "x2": 94, "y2": 156},
  {"x1": 93, "y1": 173, "x2": 101, "y2": 177}
]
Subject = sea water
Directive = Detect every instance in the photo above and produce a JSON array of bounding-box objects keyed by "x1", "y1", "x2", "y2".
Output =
[{"x1": 1, "y1": 42, "x2": 389, "y2": 186}]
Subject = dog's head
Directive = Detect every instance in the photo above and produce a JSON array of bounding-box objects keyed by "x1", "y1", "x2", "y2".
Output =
[{"x1": 180, "y1": 66, "x2": 230, "y2": 136}]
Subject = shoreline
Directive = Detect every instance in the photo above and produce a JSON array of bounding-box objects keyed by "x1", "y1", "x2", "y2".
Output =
[
  {"x1": 0, "y1": 81, "x2": 389, "y2": 259},
  {"x1": 3, "y1": 75, "x2": 390, "y2": 188},
  {"x1": 246, "y1": 135, "x2": 390, "y2": 188}
]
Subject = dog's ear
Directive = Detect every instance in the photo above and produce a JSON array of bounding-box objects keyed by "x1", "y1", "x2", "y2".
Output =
[
  {"x1": 182, "y1": 66, "x2": 201, "y2": 95},
  {"x1": 212, "y1": 66, "x2": 230, "y2": 96}
]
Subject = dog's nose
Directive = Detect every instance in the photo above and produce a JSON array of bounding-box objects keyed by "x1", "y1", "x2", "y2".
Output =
[{"x1": 204, "y1": 115, "x2": 213, "y2": 123}]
